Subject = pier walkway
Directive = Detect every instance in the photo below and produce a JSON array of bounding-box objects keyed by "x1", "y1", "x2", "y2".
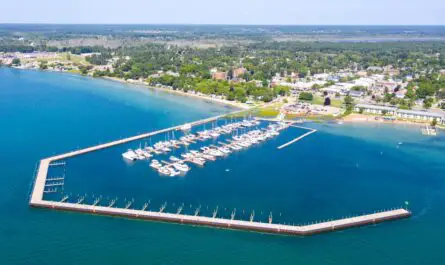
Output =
[
  {"x1": 30, "y1": 199, "x2": 410, "y2": 236},
  {"x1": 30, "y1": 112, "x2": 411, "y2": 236}
]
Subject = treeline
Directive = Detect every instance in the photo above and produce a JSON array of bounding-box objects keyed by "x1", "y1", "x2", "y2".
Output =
[
  {"x1": 85, "y1": 52, "x2": 113, "y2": 65},
  {"x1": 146, "y1": 75, "x2": 289, "y2": 102},
  {"x1": 0, "y1": 43, "x2": 110, "y2": 54}
]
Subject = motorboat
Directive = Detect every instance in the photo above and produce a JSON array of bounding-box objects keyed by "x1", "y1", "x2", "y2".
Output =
[
  {"x1": 150, "y1": 159, "x2": 162, "y2": 169},
  {"x1": 122, "y1": 149, "x2": 137, "y2": 161},
  {"x1": 158, "y1": 166, "x2": 171, "y2": 175},
  {"x1": 173, "y1": 163, "x2": 190, "y2": 172},
  {"x1": 169, "y1": 156, "x2": 181, "y2": 162},
  {"x1": 167, "y1": 167, "x2": 181, "y2": 176}
]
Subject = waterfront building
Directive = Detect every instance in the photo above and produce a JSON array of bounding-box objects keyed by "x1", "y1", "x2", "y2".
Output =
[{"x1": 355, "y1": 104, "x2": 445, "y2": 124}]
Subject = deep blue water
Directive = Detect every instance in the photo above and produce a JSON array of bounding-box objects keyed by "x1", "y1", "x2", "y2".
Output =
[{"x1": 1, "y1": 67, "x2": 445, "y2": 264}]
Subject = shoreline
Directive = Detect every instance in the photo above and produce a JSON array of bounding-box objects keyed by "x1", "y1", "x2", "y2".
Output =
[
  {"x1": 341, "y1": 113, "x2": 443, "y2": 128},
  {"x1": 101, "y1": 76, "x2": 251, "y2": 110},
  {"x1": 4, "y1": 66, "x2": 251, "y2": 111}
]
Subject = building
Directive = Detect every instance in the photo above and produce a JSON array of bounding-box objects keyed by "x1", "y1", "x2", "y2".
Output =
[
  {"x1": 355, "y1": 104, "x2": 397, "y2": 115},
  {"x1": 395, "y1": 89, "x2": 406, "y2": 99},
  {"x1": 212, "y1": 71, "x2": 227, "y2": 81},
  {"x1": 355, "y1": 104, "x2": 445, "y2": 124},
  {"x1": 233, "y1": 67, "x2": 247, "y2": 78},
  {"x1": 395, "y1": 109, "x2": 444, "y2": 123},
  {"x1": 349, "y1": 90, "x2": 364, "y2": 98}
]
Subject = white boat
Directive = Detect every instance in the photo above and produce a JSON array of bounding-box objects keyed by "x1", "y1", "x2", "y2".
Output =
[
  {"x1": 208, "y1": 149, "x2": 223, "y2": 157},
  {"x1": 167, "y1": 167, "x2": 181, "y2": 176},
  {"x1": 173, "y1": 163, "x2": 190, "y2": 172},
  {"x1": 141, "y1": 150, "x2": 153, "y2": 158},
  {"x1": 122, "y1": 149, "x2": 137, "y2": 161},
  {"x1": 153, "y1": 149, "x2": 163, "y2": 155},
  {"x1": 201, "y1": 153, "x2": 216, "y2": 161},
  {"x1": 237, "y1": 141, "x2": 250, "y2": 148},
  {"x1": 210, "y1": 131, "x2": 220, "y2": 138},
  {"x1": 145, "y1": 146, "x2": 154, "y2": 151},
  {"x1": 158, "y1": 166, "x2": 171, "y2": 175},
  {"x1": 150, "y1": 159, "x2": 162, "y2": 169},
  {"x1": 170, "y1": 156, "x2": 181, "y2": 162},
  {"x1": 230, "y1": 144, "x2": 242, "y2": 151},
  {"x1": 188, "y1": 158, "x2": 205, "y2": 166},
  {"x1": 181, "y1": 153, "x2": 194, "y2": 160},
  {"x1": 218, "y1": 147, "x2": 231, "y2": 154},
  {"x1": 162, "y1": 147, "x2": 172, "y2": 152}
]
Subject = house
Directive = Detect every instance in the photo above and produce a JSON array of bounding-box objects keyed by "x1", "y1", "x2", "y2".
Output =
[
  {"x1": 356, "y1": 71, "x2": 368, "y2": 77},
  {"x1": 212, "y1": 71, "x2": 227, "y2": 80},
  {"x1": 354, "y1": 104, "x2": 397, "y2": 115},
  {"x1": 395, "y1": 89, "x2": 406, "y2": 99},
  {"x1": 321, "y1": 87, "x2": 342, "y2": 96},
  {"x1": 367, "y1": 66, "x2": 383, "y2": 72},
  {"x1": 349, "y1": 90, "x2": 364, "y2": 98},
  {"x1": 233, "y1": 67, "x2": 247, "y2": 78}
]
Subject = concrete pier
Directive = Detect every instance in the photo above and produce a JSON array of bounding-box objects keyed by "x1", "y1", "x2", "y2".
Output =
[
  {"x1": 29, "y1": 113, "x2": 411, "y2": 236},
  {"x1": 30, "y1": 199, "x2": 410, "y2": 236},
  {"x1": 277, "y1": 129, "x2": 317, "y2": 150}
]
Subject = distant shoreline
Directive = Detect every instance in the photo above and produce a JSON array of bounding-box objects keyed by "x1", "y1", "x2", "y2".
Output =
[
  {"x1": 100, "y1": 76, "x2": 250, "y2": 110},
  {"x1": 5, "y1": 67, "x2": 250, "y2": 111}
]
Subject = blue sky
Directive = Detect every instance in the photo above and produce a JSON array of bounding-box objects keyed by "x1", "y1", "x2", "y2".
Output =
[{"x1": 2, "y1": 0, "x2": 444, "y2": 25}]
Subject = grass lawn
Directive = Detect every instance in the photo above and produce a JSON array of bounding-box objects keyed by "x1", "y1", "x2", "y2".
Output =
[{"x1": 309, "y1": 95, "x2": 343, "y2": 108}]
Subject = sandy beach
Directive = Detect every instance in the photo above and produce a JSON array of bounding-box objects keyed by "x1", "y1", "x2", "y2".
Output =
[
  {"x1": 341, "y1": 113, "x2": 438, "y2": 127},
  {"x1": 102, "y1": 76, "x2": 251, "y2": 110}
]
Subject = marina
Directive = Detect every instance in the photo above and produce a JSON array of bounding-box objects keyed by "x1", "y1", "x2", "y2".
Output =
[
  {"x1": 121, "y1": 118, "x2": 289, "y2": 176},
  {"x1": 29, "y1": 113, "x2": 411, "y2": 236}
]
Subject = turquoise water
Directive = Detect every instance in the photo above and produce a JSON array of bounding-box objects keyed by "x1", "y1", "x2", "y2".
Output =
[{"x1": 1, "y1": 67, "x2": 445, "y2": 264}]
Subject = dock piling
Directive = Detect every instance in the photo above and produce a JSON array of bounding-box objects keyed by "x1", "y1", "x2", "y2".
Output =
[
  {"x1": 177, "y1": 204, "x2": 184, "y2": 214},
  {"x1": 212, "y1": 206, "x2": 219, "y2": 218},
  {"x1": 250, "y1": 210, "x2": 255, "y2": 222},
  {"x1": 231, "y1": 208, "x2": 236, "y2": 220},
  {"x1": 93, "y1": 197, "x2": 101, "y2": 206},
  {"x1": 60, "y1": 195, "x2": 69, "y2": 203},
  {"x1": 194, "y1": 205, "x2": 201, "y2": 216},
  {"x1": 160, "y1": 202, "x2": 167, "y2": 213}
]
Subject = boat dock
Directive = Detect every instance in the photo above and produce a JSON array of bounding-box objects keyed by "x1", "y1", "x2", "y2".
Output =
[
  {"x1": 277, "y1": 128, "x2": 317, "y2": 150},
  {"x1": 421, "y1": 125, "x2": 437, "y2": 136},
  {"x1": 29, "y1": 112, "x2": 411, "y2": 236},
  {"x1": 30, "y1": 112, "x2": 239, "y2": 205},
  {"x1": 276, "y1": 124, "x2": 317, "y2": 150}
]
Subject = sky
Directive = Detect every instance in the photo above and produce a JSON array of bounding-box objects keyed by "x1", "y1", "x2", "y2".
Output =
[{"x1": 2, "y1": 0, "x2": 444, "y2": 25}]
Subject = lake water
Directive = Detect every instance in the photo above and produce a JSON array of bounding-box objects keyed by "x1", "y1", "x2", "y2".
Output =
[{"x1": 1, "y1": 67, "x2": 445, "y2": 264}]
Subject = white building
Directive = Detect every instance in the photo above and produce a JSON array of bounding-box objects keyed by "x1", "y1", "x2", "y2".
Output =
[{"x1": 355, "y1": 104, "x2": 445, "y2": 124}]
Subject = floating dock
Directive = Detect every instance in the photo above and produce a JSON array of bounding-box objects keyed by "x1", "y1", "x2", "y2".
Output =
[
  {"x1": 30, "y1": 113, "x2": 411, "y2": 236},
  {"x1": 277, "y1": 126, "x2": 317, "y2": 150}
]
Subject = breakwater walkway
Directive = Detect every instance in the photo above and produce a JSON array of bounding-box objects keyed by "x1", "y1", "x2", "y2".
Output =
[
  {"x1": 30, "y1": 113, "x2": 411, "y2": 236},
  {"x1": 277, "y1": 125, "x2": 317, "y2": 150}
]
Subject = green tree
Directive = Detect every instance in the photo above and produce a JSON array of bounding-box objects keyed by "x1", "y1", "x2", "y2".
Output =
[
  {"x1": 299, "y1": 92, "x2": 313, "y2": 101},
  {"x1": 12, "y1": 58, "x2": 21, "y2": 66},
  {"x1": 344, "y1": 95, "x2": 355, "y2": 112},
  {"x1": 39, "y1": 61, "x2": 48, "y2": 70},
  {"x1": 423, "y1": 97, "x2": 434, "y2": 109},
  {"x1": 431, "y1": 118, "x2": 437, "y2": 127}
]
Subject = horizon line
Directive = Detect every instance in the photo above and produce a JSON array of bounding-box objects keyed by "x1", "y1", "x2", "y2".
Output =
[{"x1": 1, "y1": 22, "x2": 445, "y2": 27}]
